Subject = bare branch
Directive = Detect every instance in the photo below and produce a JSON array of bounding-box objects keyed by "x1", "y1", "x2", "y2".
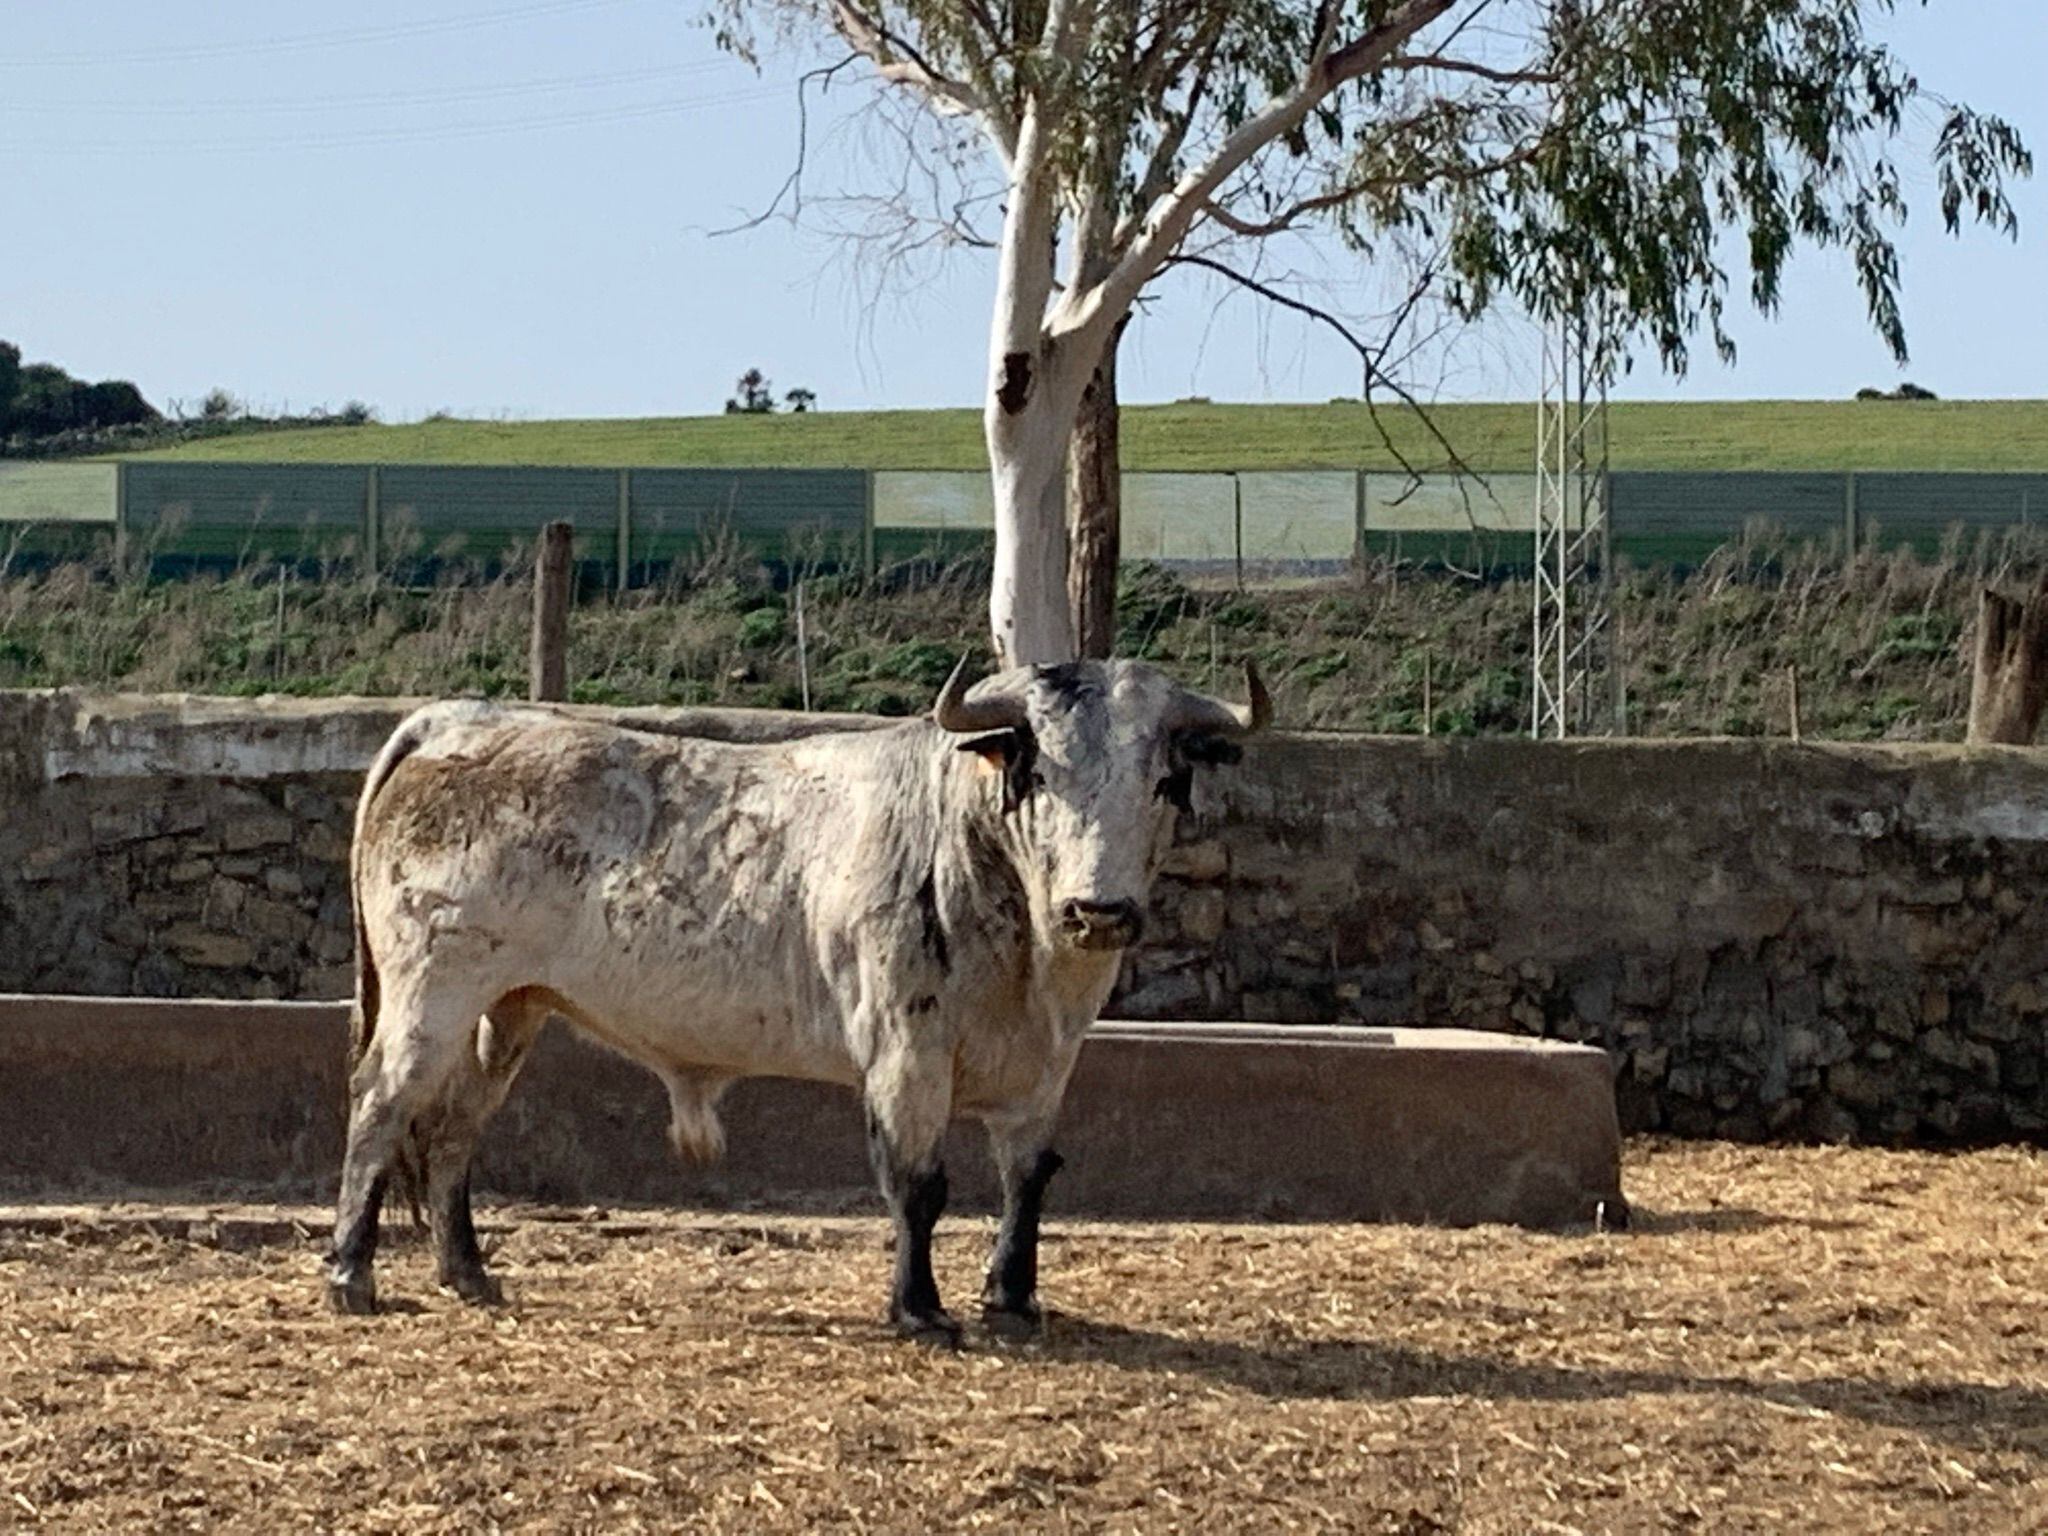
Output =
[
  {"x1": 1166, "y1": 250, "x2": 1482, "y2": 495},
  {"x1": 709, "y1": 56, "x2": 860, "y2": 237},
  {"x1": 833, "y1": 0, "x2": 1016, "y2": 166}
]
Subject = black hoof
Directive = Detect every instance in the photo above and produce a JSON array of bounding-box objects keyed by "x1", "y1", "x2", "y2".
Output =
[
  {"x1": 326, "y1": 1273, "x2": 379, "y2": 1316},
  {"x1": 981, "y1": 1301, "x2": 1044, "y2": 1341},
  {"x1": 890, "y1": 1306, "x2": 963, "y2": 1348},
  {"x1": 440, "y1": 1268, "x2": 504, "y2": 1307}
]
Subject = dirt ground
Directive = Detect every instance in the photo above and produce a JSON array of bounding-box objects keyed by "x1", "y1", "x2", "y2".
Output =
[{"x1": 1, "y1": 1140, "x2": 2043, "y2": 1534}]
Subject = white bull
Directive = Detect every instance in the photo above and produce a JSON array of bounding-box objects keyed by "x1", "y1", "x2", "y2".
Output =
[{"x1": 327, "y1": 657, "x2": 1267, "y2": 1339}]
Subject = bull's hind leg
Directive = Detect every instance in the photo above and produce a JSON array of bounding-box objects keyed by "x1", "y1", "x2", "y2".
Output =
[
  {"x1": 327, "y1": 977, "x2": 495, "y2": 1315},
  {"x1": 980, "y1": 1111, "x2": 1064, "y2": 1337},
  {"x1": 420, "y1": 988, "x2": 550, "y2": 1305},
  {"x1": 862, "y1": 1039, "x2": 958, "y2": 1345}
]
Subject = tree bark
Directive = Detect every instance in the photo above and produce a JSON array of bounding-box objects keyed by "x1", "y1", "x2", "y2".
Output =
[
  {"x1": 1066, "y1": 317, "x2": 1127, "y2": 660},
  {"x1": 1967, "y1": 578, "x2": 2048, "y2": 744}
]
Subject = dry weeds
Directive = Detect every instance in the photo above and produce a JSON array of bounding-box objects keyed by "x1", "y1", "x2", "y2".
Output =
[
  {"x1": 1, "y1": 1140, "x2": 2043, "y2": 1533},
  {"x1": 6, "y1": 530, "x2": 2047, "y2": 739}
]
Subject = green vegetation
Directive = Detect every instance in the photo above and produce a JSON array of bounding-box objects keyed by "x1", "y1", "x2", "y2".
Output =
[
  {"x1": 122, "y1": 398, "x2": 2048, "y2": 474},
  {"x1": 1, "y1": 339, "x2": 158, "y2": 454},
  {"x1": 0, "y1": 530, "x2": 2027, "y2": 741}
]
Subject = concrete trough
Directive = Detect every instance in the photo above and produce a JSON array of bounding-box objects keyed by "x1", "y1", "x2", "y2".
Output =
[{"x1": 0, "y1": 996, "x2": 1625, "y2": 1229}]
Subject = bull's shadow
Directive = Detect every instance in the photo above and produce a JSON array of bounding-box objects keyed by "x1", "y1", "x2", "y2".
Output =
[{"x1": 1013, "y1": 1312, "x2": 2047, "y2": 1460}]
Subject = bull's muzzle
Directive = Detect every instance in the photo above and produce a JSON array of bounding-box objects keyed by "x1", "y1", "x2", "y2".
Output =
[{"x1": 1058, "y1": 898, "x2": 1145, "y2": 951}]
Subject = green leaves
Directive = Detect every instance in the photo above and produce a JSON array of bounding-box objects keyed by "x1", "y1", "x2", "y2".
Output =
[
  {"x1": 719, "y1": 1, "x2": 2025, "y2": 387},
  {"x1": 1386, "y1": 1, "x2": 2031, "y2": 376}
]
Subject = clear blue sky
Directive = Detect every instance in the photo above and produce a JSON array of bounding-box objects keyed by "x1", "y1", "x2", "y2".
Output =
[{"x1": 4, "y1": 1, "x2": 2041, "y2": 422}]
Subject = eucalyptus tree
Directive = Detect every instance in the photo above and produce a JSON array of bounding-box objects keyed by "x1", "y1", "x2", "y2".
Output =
[{"x1": 720, "y1": 2, "x2": 2026, "y2": 666}]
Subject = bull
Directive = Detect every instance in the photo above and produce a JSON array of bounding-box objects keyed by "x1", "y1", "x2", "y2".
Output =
[{"x1": 327, "y1": 657, "x2": 1267, "y2": 1340}]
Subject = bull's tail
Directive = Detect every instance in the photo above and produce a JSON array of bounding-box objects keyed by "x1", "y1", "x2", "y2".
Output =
[{"x1": 347, "y1": 706, "x2": 447, "y2": 1224}]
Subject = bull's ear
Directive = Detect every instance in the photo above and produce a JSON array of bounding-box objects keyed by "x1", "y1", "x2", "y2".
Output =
[
  {"x1": 955, "y1": 729, "x2": 1022, "y2": 769},
  {"x1": 1177, "y1": 732, "x2": 1243, "y2": 767}
]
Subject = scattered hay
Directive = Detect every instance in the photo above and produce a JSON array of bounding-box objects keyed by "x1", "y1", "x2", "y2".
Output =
[{"x1": 1, "y1": 1140, "x2": 2042, "y2": 1532}]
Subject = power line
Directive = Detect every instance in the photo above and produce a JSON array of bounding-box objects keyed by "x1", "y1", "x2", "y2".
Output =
[
  {"x1": 12, "y1": 85, "x2": 791, "y2": 155},
  {"x1": 0, "y1": 62, "x2": 736, "y2": 117},
  {"x1": 2, "y1": 0, "x2": 632, "y2": 68}
]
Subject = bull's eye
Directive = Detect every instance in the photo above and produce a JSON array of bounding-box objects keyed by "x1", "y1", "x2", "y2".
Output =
[
  {"x1": 1156, "y1": 767, "x2": 1194, "y2": 813},
  {"x1": 1177, "y1": 733, "x2": 1243, "y2": 767}
]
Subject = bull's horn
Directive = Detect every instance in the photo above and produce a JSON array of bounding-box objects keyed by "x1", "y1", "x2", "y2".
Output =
[
  {"x1": 932, "y1": 656, "x2": 1029, "y2": 733},
  {"x1": 1169, "y1": 661, "x2": 1272, "y2": 736}
]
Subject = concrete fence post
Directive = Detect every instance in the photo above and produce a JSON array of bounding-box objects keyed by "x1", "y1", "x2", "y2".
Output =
[
  {"x1": 863, "y1": 469, "x2": 877, "y2": 576},
  {"x1": 113, "y1": 461, "x2": 130, "y2": 571},
  {"x1": 1354, "y1": 469, "x2": 1367, "y2": 567},
  {"x1": 1233, "y1": 473, "x2": 1244, "y2": 590},
  {"x1": 531, "y1": 520, "x2": 574, "y2": 702},
  {"x1": 364, "y1": 465, "x2": 381, "y2": 576},
  {"x1": 616, "y1": 468, "x2": 631, "y2": 593}
]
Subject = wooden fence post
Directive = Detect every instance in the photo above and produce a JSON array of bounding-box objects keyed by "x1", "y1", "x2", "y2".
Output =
[
  {"x1": 1966, "y1": 577, "x2": 2048, "y2": 745},
  {"x1": 530, "y1": 520, "x2": 573, "y2": 702}
]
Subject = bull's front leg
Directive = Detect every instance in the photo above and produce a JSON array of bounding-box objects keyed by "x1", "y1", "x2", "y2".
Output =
[
  {"x1": 981, "y1": 1112, "x2": 1064, "y2": 1337},
  {"x1": 862, "y1": 1037, "x2": 959, "y2": 1346}
]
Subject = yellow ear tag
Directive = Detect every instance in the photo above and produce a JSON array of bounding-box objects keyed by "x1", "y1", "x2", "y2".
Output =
[{"x1": 953, "y1": 731, "x2": 1016, "y2": 774}]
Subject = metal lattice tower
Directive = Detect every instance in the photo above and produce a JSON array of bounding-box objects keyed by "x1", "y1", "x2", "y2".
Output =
[{"x1": 1531, "y1": 310, "x2": 1616, "y2": 738}]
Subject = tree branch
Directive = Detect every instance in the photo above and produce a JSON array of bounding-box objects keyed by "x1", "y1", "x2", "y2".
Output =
[
  {"x1": 833, "y1": 0, "x2": 1017, "y2": 167},
  {"x1": 1059, "y1": 0, "x2": 1460, "y2": 343},
  {"x1": 709, "y1": 56, "x2": 860, "y2": 237},
  {"x1": 1385, "y1": 52, "x2": 1556, "y2": 86},
  {"x1": 1123, "y1": 17, "x2": 1226, "y2": 225},
  {"x1": 1201, "y1": 179, "x2": 1375, "y2": 239},
  {"x1": 1166, "y1": 250, "x2": 1483, "y2": 497}
]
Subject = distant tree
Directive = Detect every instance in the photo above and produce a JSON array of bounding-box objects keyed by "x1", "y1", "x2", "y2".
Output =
[
  {"x1": 12, "y1": 365, "x2": 83, "y2": 435},
  {"x1": 199, "y1": 387, "x2": 243, "y2": 421},
  {"x1": 337, "y1": 400, "x2": 377, "y2": 426},
  {"x1": 0, "y1": 342, "x2": 19, "y2": 433},
  {"x1": 724, "y1": 368, "x2": 778, "y2": 414},
  {"x1": 785, "y1": 386, "x2": 817, "y2": 413},
  {"x1": 1896, "y1": 382, "x2": 1939, "y2": 401},
  {"x1": 80, "y1": 380, "x2": 158, "y2": 428}
]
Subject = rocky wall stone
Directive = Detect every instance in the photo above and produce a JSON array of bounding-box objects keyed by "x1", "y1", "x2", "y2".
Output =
[{"x1": 3, "y1": 691, "x2": 2046, "y2": 1145}]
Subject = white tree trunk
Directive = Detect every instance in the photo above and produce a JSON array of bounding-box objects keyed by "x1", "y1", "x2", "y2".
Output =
[
  {"x1": 987, "y1": 382, "x2": 1080, "y2": 667},
  {"x1": 982, "y1": 105, "x2": 1095, "y2": 670}
]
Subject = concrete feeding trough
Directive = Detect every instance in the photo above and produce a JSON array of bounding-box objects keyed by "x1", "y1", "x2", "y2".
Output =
[{"x1": 0, "y1": 996, "x2": 1624, "y2": 1230}]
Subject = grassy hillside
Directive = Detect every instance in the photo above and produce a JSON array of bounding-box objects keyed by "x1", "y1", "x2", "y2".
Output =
[{"x1": 125, "y1": 398, "x2": 2048, "y2": 472}]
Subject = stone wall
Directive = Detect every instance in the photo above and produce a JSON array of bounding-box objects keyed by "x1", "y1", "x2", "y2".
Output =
[{"x1": 3, "y1": 690, "x2": 2045, "y2": 1144}]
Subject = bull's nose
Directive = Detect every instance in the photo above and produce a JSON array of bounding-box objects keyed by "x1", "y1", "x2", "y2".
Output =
[{"x1": 1058, "y1": 898, "x2": 1144, "y2": 950}]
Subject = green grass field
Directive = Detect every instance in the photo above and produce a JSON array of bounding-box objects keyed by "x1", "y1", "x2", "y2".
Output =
[{"x1": 125, "y1": 398, "x2": 2048, "y2": 472}]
